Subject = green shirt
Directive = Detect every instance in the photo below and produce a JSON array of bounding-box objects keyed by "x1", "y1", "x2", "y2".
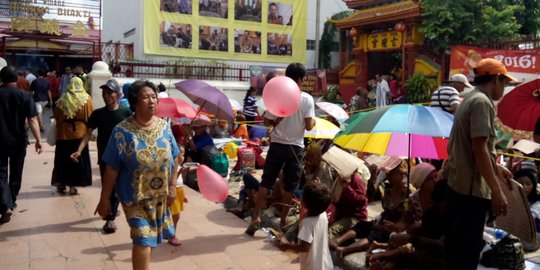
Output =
[{"x1": 447, "y1": 88, "x2": 496, "y2": 200}]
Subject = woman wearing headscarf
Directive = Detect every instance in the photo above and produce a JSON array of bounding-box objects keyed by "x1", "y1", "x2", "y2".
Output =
[
  {"x1": 51, "y1": 77, "x2": 94, "y2": 195},
  {"x1": 409, "y1": 162, "x2": 440, "y2": 218},
  {"x1": 96, "y1": 80, "x2": 179, "y2": 270}
]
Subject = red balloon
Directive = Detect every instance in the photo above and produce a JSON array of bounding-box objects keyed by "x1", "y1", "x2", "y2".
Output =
[
  {"x1": 196, "y1": 165, "x2": 229, "y2": 203},
  {"x1": 263, "y1": 76, "x2": 301, "y2": 117}
]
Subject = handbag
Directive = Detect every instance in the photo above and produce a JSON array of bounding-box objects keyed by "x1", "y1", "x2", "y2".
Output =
[
  {"x1": 480, "y1": 234, "x2": 526, "y2": 270},
  {"x1": 46, "y1": 119, "x2": 57, "y2": 146}
]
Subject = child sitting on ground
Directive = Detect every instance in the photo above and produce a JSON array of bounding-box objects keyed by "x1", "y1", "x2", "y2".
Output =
[
  {"x1": 275, "y1": 182, "x2": 334, "y2": 270},
  {"x1": 232, "y1": 114, "x2": 249, "y2": 140}
]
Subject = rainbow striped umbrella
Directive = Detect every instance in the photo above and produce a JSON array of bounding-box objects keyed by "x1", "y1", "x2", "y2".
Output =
[{"x1": 334, "y1": 104, "x2": 453, "y2": 160}]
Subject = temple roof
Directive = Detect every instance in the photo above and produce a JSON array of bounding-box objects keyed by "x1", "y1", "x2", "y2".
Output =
[
  {"x1": 343, "y1": 0, "x2": 403, "y2": 10},
  {"x1": 334, "y1": 0, "x2": 422, "y2": 29}
]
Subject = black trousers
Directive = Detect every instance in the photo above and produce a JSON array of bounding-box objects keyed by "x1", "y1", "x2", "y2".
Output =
[
  {"x1": 98, "y1": 161, "x2": 119, "y2": 221},
  {"x1": 0, "y1": 144, "x2": 27, "y2": 213},
  {"x1": 260, "y1": 142, "x2": 304, "y2": 192},
  {"x1": 245, "y1": 115, "x2": 256, "y2": 132},
  {"x1": 445, "y1": 187, "x2": 491, "y2": 270}
]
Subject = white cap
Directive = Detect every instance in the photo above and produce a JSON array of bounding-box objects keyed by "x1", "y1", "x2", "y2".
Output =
[{"x1": 449, "y1": 74, "x2": 474, "y2": 88}]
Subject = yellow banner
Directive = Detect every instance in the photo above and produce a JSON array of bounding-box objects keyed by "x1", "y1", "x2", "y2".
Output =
[
  {"x1": 367, "y1": 31, "x2": 402, "y2": 51},
  {"x1": 144, "y1": 0, "x2": 307, "y2": 63}
]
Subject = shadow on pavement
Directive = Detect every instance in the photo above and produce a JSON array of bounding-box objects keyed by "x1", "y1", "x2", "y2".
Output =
[
  {"x1": 0, "y1": 217, "x2": 101, "y2": 241},
  {"x1": 81, "y1": 242, "x2": 133, "y2": 262}
]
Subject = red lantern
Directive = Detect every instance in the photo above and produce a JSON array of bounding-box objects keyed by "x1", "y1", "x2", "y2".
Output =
[
  {"x1": 394, "y1": 22, "x2": 406, "y2": 33},
  {"x1": 349, "y1": 27, "x2": 358, "y2": 37}
]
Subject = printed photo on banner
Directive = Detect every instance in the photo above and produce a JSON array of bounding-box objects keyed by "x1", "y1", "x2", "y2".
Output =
[
  {"x1": 267, "y1": 2, "x2": 292, "y2": 26},
  {"x1": 449, "y1": 45, "x2": 540, "y2": 82},
  {"x1": 234, "y1": 0, "x2": 262, "y2": 22},
  {"x1": 234, "y1": 30, "x2": 261, "y2": 54},
  {"x1": 160, "y1": 22, "x2": 193, "y2": 49},
  {"x1": 160, "y1": 0, "x2": 193, "y2": 14},
  {"x1": 267, "y1": 33, "x2": 292, "y2": 56},
  {"x1": 199, "y1": 26, "x2": 228, "y2": 51},
  {"x1": 199, "y1": 0, "x2": 228, "y2": 19}
]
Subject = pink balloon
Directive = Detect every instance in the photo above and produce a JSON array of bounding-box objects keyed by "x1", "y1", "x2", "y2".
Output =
[
  {"x1": 263, "y1": 76, "x2": 301, "y2": 117},
  {"x1": 196, "y1": 165, "x2": 229, "y2": 203}
]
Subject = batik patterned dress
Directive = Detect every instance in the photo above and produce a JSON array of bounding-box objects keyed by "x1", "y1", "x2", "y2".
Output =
[{"x1": 102, "y1": 117, "x2": 179, "y2": 247}]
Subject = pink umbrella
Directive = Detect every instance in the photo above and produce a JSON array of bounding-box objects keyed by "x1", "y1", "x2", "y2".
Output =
[
  {"x1": 316, "y1": 102, "x2": 349, "y2": 122},
  {"x1": 156, "y1": 98, "x2": 198, "y2": 119}
]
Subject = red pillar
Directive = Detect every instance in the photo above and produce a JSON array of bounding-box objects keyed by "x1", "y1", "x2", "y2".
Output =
[{"x1": 354, "y1": 49, "x2": 368, "y2": 88}]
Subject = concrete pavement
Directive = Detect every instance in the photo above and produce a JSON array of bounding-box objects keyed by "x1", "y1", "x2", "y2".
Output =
[{"x1": 0, "y1": 138, "x2": 299, "y2": 270}]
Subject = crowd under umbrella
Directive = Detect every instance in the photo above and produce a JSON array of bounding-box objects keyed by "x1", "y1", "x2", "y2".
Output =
[
  {"x1": 175, "y1": 80, "x2": 236, "y2": 123},
  {"x1": 333, "y1": 104, "x2": 454, "y2": 195},
  {"x1": 497, "y1": 78, "x2": 540, "y2": 140}
]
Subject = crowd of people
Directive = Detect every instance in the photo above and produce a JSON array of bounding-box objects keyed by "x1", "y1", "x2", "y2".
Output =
[
  {"x1": 0, "y1": 58, "x2": 538, "y2": 270},
  {"x1": 230, "y1": 59, "x2": 536, "y2": 270}
]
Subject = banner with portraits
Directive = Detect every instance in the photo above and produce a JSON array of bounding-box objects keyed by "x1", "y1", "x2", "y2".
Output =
[
  {"x1": 250, "y1": 66, "x2": 327, "y2": 96},
  {"x1": 144, "y1": 0, "x2": 307, "y2": 63}
]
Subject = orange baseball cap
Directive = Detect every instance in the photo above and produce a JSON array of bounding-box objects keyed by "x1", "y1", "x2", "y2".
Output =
[{"x1": 474, "y1": 58, "x2": 518, "y2": 82}]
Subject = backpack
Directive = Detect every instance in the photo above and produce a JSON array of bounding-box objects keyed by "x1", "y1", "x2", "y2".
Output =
[
  {"x1": 234, "y1": 147, "x2": 256, "y2": 172},
  {"x1": 480, "y1": 234, "x2": 525, "y2": 270},
  {"x1": 200, "y1": 145, "x2": 229, "y2": 177}
]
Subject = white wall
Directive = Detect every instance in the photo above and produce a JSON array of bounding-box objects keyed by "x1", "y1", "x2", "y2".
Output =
[
  {"x1": 101, "y1": 0, "x2": 349, "y2": 69},
  {"x1": 102, "y1": 0, "x2": 144, "y2": 56},
  {"x1": 305, "y1": 0, "x2": 349, "y2": 69}
]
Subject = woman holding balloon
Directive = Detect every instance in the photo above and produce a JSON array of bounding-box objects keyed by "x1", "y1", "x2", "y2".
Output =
[
  {"x1": 246, "y1": 63, "x2": 316, "y2": 235},
  {"x1": 95, "y1": 80, "x2": 179, "y2": 270}
]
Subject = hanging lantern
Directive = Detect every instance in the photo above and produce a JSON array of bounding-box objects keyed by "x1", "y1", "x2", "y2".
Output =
[
  {"x1": 394, "y1": 22, "x2": 406, "y2": 33},
  {"x1": 349, "y1": 27, "x2": 358, "y2": 37}
]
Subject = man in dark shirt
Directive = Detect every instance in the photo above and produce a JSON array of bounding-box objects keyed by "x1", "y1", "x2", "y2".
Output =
[
  {"x1": 30, "y1": 69, "x2": 50, "y2": 132},
  {"x1": 70, "y1": 79, "x2": 132, "y2": 233},
  {"x1": 0, "y1": 66, "x2": 43, "y2": 224}
]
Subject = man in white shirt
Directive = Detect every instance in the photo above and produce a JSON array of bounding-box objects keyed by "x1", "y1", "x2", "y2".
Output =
[
  {"x1": 375, "y1": 74, "x2": 390, "y2": 108},
  {"x1": 24, "y1": 68, "x2": 36, "y2": 85},
  {"x1": 246, "y1": 63, "x2": 315, "y2": 235}
]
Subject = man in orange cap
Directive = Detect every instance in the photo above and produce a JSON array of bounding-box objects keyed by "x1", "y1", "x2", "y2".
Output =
[{"x1": 445, "y1": 58, "x2": 516, "y2": 269}]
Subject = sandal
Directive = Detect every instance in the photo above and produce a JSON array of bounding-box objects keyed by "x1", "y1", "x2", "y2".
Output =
[
  {"x1": 245, "y1": 222, "x2": 261, "y2": 236},
  {"x1": 69, "y1": 187, "x2": 78, "y2": 196},
  {"x1": 168, "y1": 236, "x2": 182, "y2": 246},
  {"x1": 56, "y1": 186, "x2": 66, "y2": 194}
]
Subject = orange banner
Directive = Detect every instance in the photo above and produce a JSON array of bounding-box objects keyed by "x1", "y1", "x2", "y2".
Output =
[{"x1": 450, "y1": 45, "x2": 540, "y2": 83}]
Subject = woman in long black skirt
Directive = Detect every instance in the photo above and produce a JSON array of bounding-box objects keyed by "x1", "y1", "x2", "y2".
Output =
[{"x1": 51, "y1": 77, "x2": 94, "y2": 195}]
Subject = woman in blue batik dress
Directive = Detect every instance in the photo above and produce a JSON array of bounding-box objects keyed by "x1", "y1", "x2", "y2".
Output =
[{"x1": 96, "y1": 80, "x2": 179, "y2": 270}]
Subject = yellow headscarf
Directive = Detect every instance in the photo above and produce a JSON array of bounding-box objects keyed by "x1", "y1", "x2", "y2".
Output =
[{"x1": 57, "y1": 77, "x2": 90, "y2": 119}]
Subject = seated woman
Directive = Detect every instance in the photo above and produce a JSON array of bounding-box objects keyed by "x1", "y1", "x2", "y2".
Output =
[
  {"x1": 327, "y1": 170, "x2": 369, "y2": 239},
  {"x1": 232, "y1": 114, "x2": 249, "y2": 140},
  {"x1": 210, "y1": 119, "x2": 229, "y2": 138},
  {"x1": 409, "y1": 162, "x2": 440, "y2": 218},
  {"x1": 514, "y1": 167, "x2": 539, "y2": 205},
  {"x1": 330, "y1": 160, "x2": 417, "y2": 253},
  {"x1": 301, "y1": 142, "x2": 335, "y2": 190},
  {"x1": 186, "y1": 120, "x2": 214, "y2": 162},
  {"x1": 366, "y1": 180, "x2": 448, "y2": 270}
]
